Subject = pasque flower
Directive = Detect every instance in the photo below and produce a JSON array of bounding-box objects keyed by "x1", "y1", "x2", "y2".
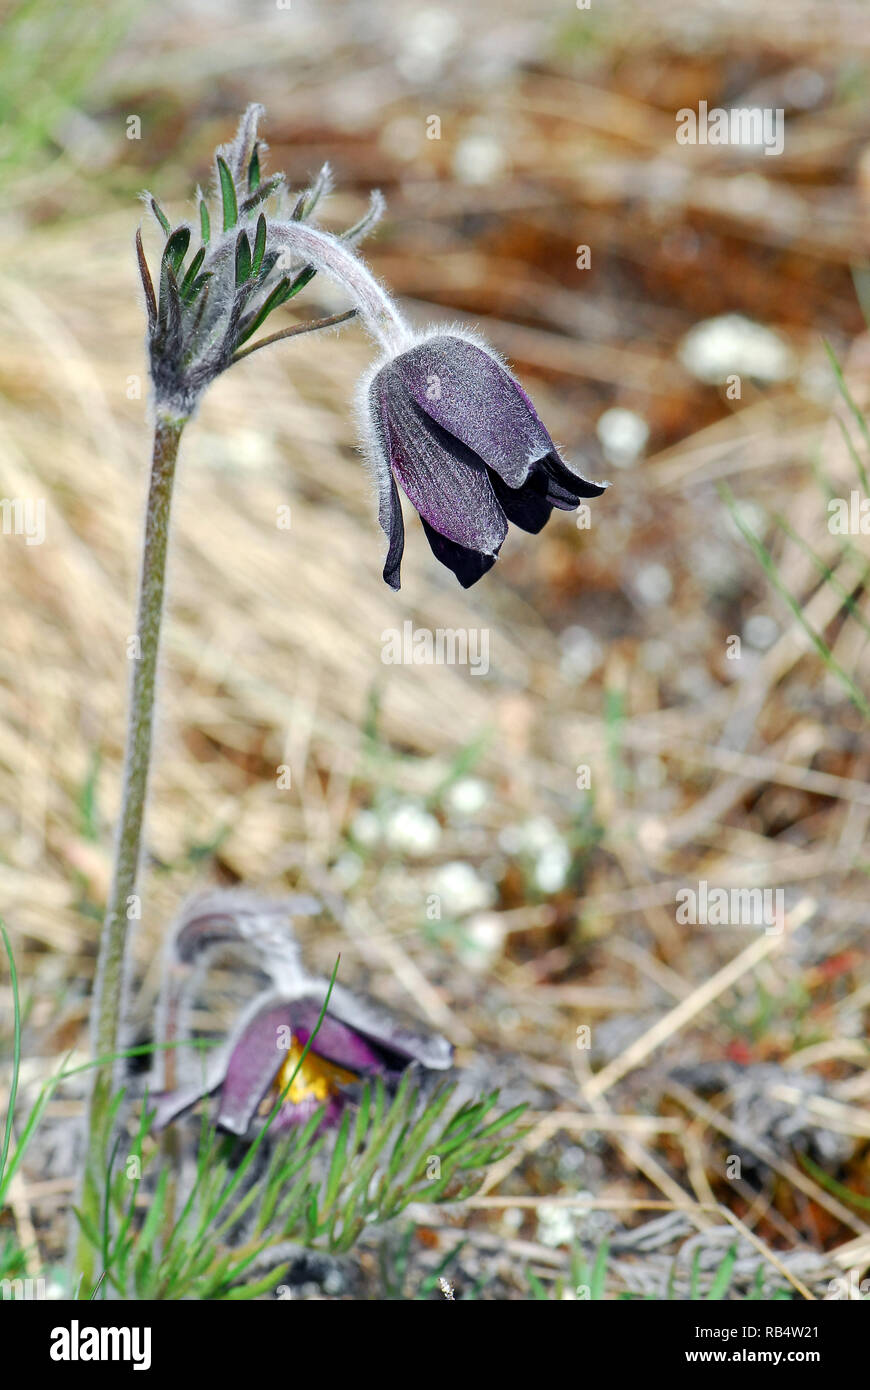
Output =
[
  {"x1": 153, "y1": 893, "x2": 453, "y2": 1138},
  {"x1": 359, "y1": 328, "x2": 608, "y2": 588},
  {"x1": 137, "y1": 103, "x2": 606, "y2": 585},
  {"x1": 81, "y1": 103, "x2": 608, "y2": 1281}
]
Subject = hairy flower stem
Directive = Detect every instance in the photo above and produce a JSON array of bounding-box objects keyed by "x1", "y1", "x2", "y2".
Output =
[{"x1": 75, "y1": 414, "x2": 184, "y2": 1291}]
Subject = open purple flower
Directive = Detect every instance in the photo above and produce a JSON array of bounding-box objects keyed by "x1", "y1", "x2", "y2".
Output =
[
  {"x1": 361, "y1": 328, "x2": 608, "y2": 588},
  {"x1": 152, "y1": 892, "x2": 453, "y2": 1138},
  {"x1": 153, "y1": 984, "x2": 454, "y2": 1137}
]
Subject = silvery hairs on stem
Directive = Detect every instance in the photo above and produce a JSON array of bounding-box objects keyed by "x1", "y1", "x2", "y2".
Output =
[{"x1": 137, "y1": 103, "x2": 406, "y2": 423}]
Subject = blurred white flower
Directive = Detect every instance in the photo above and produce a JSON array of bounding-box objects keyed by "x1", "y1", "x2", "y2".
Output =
[
  {"x1": 431, "y1": 861, "x2": 494, "y2": 915},
  {"x1": 631, "y1": 561, "x2": 673, "y2": 607},
  {"x1": 535, "y1": 840, "x2": 571, "y2": 893},
  {"x1": 396, "y1": 8, "x2": 460, "y2": 82},
  {"x1": 596, "y1": 407, "x2": 649, "y2": 467},
  {"x1": 679, "y1": 313, "x2": 795, "y2": 385},
  {"x1": 501, "y1": 816, "x2": 572, "y2": 893},
  {"x1": 453, "y1": 134, "x2": 505, "y2": 185},
  {"x1": 744, "y1": 613, "x2": 779, "y2": 650},
  {"x1": 445, "y1": 777, "x2": 489, "y2": 819},
  {"x1": 350, "y1": 810, "x2": 381, "y2": 848},
  {"x1": 537, "y1": 1205, "x2": 576, "y2": 1248},
  {"x1": 499, "y1": 815, "x2": 555, "y2": 856},
  {"x1": 560, "y1": 625, "x2": 604, "y2": 681},
  {"x1": 500, "y1": 1206, "x2": 524, "y2": 1235},
  {"x1": 462, "y1": 911, "x2": 506, "y2": 969},
  {"x1": 384, "y1": 802, "x2": 441, "y2": 856}
]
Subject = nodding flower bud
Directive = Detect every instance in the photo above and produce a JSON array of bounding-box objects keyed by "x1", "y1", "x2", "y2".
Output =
[
  {"x1": 137, "y1": 104, "x2": 392, "y2": 421},
  {"x1": 359, "y1": 327, "x2": 609, "y2": 589}
]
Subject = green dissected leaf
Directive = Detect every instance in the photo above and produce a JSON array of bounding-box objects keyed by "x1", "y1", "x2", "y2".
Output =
[
  {"x1": 235, "y1": 276, "x2": 296, "y2": 346},
  {"x1": 157, "y1": 264, "x2": 182, "y2": 340},
  {"x1": 240, "y1": 175, "x2": 283, "y2": 217},
  {"x1": 284, "y1": 264, "x2": 317, "y2": 300},
  {"x1": 394, "y1": 1083, "x2": 453, "y2": 1184},
  {"x1": 162, "y1": 226, "x2": 190, "y2": 277},
  {"x1": 187, "y1": 273, "x2": 213, "y2": 303},
  {"x1": 136, "y1": 1167, "x2": 169, "y2": 1259},
  {"x1": 298, "y1": 164, "x2": 331, "y2": 220},
  {"x1": 180, "y1": 247, "x2": 205, "y2": 301},
  {"x1": 216, "y1": 155, "x2": 238, "y2": 231},
  {"x1": 324, "y1": 1106, "x2": 352, "y2": 1212},
  {"x1": 199, "y1": 199, "x2": 211, "y2": 245},
  {"x1": 304, "y1": 1190, "x2": 320, "y2": 1243},
  {"x1": 252, "y1": 215, "x2": 267, "y2": 278},
  {"x1": 247, "y1": 143, "x2": 260, "y2": 192},
  {"x1": 150, "y1": 197, "x2": 171, "y2": 235},
  {"x1": 135, "y1": 229, "x2": 157, "y2": 330},
  {"x1": 235, "y1": 230, "x2": 252, "y2": 285},
  {"x1": 224, "y1": 1262, "x2": 291, "y2": 1300}
]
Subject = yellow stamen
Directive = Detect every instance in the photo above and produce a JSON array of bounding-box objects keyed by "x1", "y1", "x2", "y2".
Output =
[{"x1": 272, "y1": 1038, "x2": 357, "y2": 1106}]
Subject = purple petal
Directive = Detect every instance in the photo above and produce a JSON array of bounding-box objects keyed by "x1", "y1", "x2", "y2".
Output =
[
  {"x1": 368, "y1": 377, "x2": 406, "y2": 589},
  {"x1": 217, "y1": 1002, "x2": 294, "y2": 1136},
  {"x1": 396, "y1": 335, "x2": 604, "y2": 502},
  {"x1": 380, "y1": 470, "x2": 405, "y2": 591},
  {"x1": 421, "y1": 520, "x2": 498, "y2": 587},
  {"x1": 488, "y1": 471, "x2": 553, "y2": 534},
  {"x1": 151, "y1": 1080, "x2": 219, "y2": 1131},
  {"x1": 325, "y1": 981, "x2": 454, "y2": 1070},
  {"x1": 286, "y1": 997, "x2": 390, "y2": 1073},
  {"x1": 536, "y1": 451, "x2": 607, "y2": 508},
  {"x1": 373, "y1": 367, "x2": 507, "y2": 555}
]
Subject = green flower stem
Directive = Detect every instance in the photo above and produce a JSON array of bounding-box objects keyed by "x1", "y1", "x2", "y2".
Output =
[{"x1": 75, "y1": 414, "x2": 184, "y2": 1292}]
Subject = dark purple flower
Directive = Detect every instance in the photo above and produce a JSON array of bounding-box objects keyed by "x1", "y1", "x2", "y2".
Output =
[
  {"x1": 152, "y1": 892, "x2": 453, "y2": 1138},
  {"x1": 154, "y1": 985, "x2": 453, "y2": 1137},
  {"x1": 361, "y1": 329, "x2": 608, "y2": 588}
]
